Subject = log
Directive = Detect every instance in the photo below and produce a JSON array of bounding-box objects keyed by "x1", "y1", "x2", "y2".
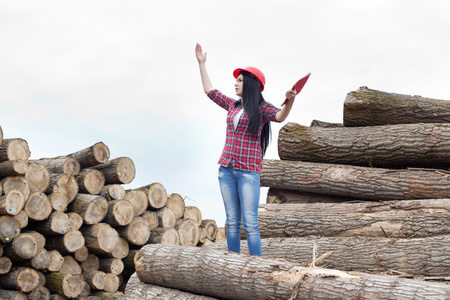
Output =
[
  {"x1": 0, "y1": 160, "x2": 28, "y2": 178},
  {"x1": 82, "y1": 271, "x2": 106, "y2": 291},
  {"x1": 0, "y1": 139, "x2": 30, "y2": 162},
  {"x1": 67, "y1": 194, "x2": 108, "y2": 225},
  {"x1": 48, "y1": 191, "x2": 69, "y2": 212},
  {"x1": 310, "y1": 119, "x2": 343, "y2": 128},
  {"x1": 124, "y1": 272, "x2": 218, "y2": 299},
  {"x1": 74, "y1": 245, "x2": 89, "y2": 262},
  {"x1": 46, "y1": 229, "x2": 85, "y2": 254},
  {"x1": 215, "y1": 228, "x2": 226, "y2": 242},
  {"x1": 198, "y1": 227, "x2": 206, "y2": 244},
  {"x1": 104, "y1": 237, "x2": 129, "y2": 260},
  {"x1": 80, "y1": 223, "x2": 119, "y2": 255},
  {"x1": 23, "y1": 231, "x2": 45, "y2": 249},
  {"x1": 266, "y1": 187, "x2": 350, "y2": 204},
  {"x1": 155, "y1": 207, "x2": 176, "y2": 228},
  {"x1": 98, "y1": 258, "x2": 124, "y2": 275},
  {"x1": 261, "y1": 159, "x2": 450, "y2": 201},
  {"x1": 343, "y1": 86, "x2": 450, "y2": 126},
  {"x1": 78, "y1": 281, "x2": 92, "y2": 298},
  {"x1": 62, "y1": 142, "x2": 110, "y2": 169},
  {"x1": 30, "y1": 211, "x2": 70, "y2": 235},
  {"x1": 278, "y1": 122, "x2": 450, "y2": 168},
  {"x1": 0, "y1": 289, "x2": 27, "y2": 300},
  {"x1": 100, "y1": 184, "x2": 125, "y2": 201},
  {"x1": 25, "y1": 162, "x2": 50, "y2": 193},
  {"x1": 135, "y1": 244, "x2": 450, "y2": 300},
  {"x1": 47, "y1": 250, "x2": 65, "y2": 272},
  {"x1": 0, "y1": 215, "x2": 20, "y2": 243},
  {"x1": 28, "y1": 285, "x2": 51, "y2": 300},
  {"x1": 81, "y1": 254, "x2": 99, "y2": 273},
  {"x1": 67, "y1": 212, "x2": 83, "y2": 230},
  {"x1": 30, "y1": 157, "x2": 81, "y2": 176},
  {"x1": 0, "y1": 256, "x2": 12, "y2": 274},
  {"x1": 24, "y1": 192, "x2": 52, "y2": 221},
  {"x1": 0, "y1": 267, "x2": 40, "y2": 293},
  {"x1": 60, "y1": 256, "x2": 82, "y2": 274},
  {"x1": 75, "y1": 169, "x2": 105, "y2": 195},
  {"x1": 123, "y1": 190, "x2": 147, "y2": 216},
  {"x1": 1, "y1": 176, "x2": 30, "y2": 199},
  {"x1": 183, "y1": 206, "x2": 202, "y2": 226},
  {"x1": 46, "y1": 174, "x2": 79, "y2": 203},
  {"x1": 92, "y1": 157, "x2": 135, "y2": 185},
  {"x1": 3, "y1": 233, "x2": 38, "y2": 262},
  {"x1": 91, "y1": 291, "x2": 123, "y2": 299},
  {"x1": 148, "y1": 228, "x2": 179, "y2": 245},
  {"x1": 18, "y1": 248, "x2": 51, "y2": 271},
  {"x1": 140, "y1": 211, "x2": 158, "y2": 231},
  {"x1": 176, "y1": 219, "x2": 199, "y2": 246},
  {"x1": 115, "y1": 217, "x2": 150, "y2": 247},
  {"x1": 122, "y1": 250, "x2": 139, "y2": 274},
  {"x1": 210, "y1": 235, "x2": 450, "y2": 277},
  {"x1": 13, "y1": 210, "x2": 28, "y2": 229},
  {"x1": 45, "y1": 272, "x2": 84, "y2": 298},
  {"x1": 103, "y1": 273, "x2": 120, "y2": 293},
  {"x1": 103, "y1": 199, "x2": 134, "y2": 227},
  {"x1": 255, "y1": 201, "x2": 450, "y2": 239},
  {"x1": 132, "y1": 183, "x2": 167, "y2": 210},
  {"x1": 166, "y1": 193, "x2": 185, "y2": 219},
  {"x1": 200, "y1": 219, "x2": 217, "y2": 241},
  {"x1": 0, "y1": 191, "x2": 25, "y2": 216}
]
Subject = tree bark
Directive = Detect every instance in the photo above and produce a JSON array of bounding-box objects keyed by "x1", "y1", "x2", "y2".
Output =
[
  {"x1": 255, "y1": 201, "x2": 450, "y2": 239},
  {"x1": 25, "y1": 162, "x2": 50, "y2": 193},
  {"x1": 0, "y1": 160, "x2": 28, "y2": 178},
  {"x1": 261, "y1": 159, "x2": 450, "y2": 201},
  {"x1": 0, "y1": 139, "x2": 30, "y2": 162},
  {"x1": 0, "y1": 191, "x2": 25, "y2": 216},
  {"x1": 30, "y1": 157, "x2": 80, "y2": 176},
  {"x1": 266, "y1": 187, "x2": 350, "y2": 204},
  {"x1": 124, "y1": 272, "x2": 218, "y2": 299},
  {"x1": 279, "y1": 122, "x2": 450, "y2": 168},
  {"x1": 0, "y1": 267, "x2": 40, "y2": 293},
  {"x1": 24, "y1": 192, "x2": 52, "y2": 221},
  {"x1": 136, "y1": 244, "x2": 450, "y2": 300},
  {"x1": 343, "y1": 86, "x2": 450, "y2": 126},
  {"x1": 166, "y1": 193, "x2": 185, "y2": 219},
  {"x1": 0, "y1": 215, "x2": 20, "y2": 243},
  {"x1": 132, "y1": 183, "x2": 167, "y2": 210},
  {"x1": 210, "y1": 235, "x2": 450, "y2": 277},
  {"x1": 103, "y1": 199, "x2": 134, "y2": 227},
  {"x1": 75, "y1": 169, "x2": 105, "y2": 195},
  {"x1": 0, "y1": 289, "x2": 27, "y2": 300},
  {"x1": 62, "y1": 142, "x2": 110, "y2": 169},
  {"x1": 93, "y1": 157, "x2": 135, "y2": 185},
  {"x1": 67, "y1": 194, "x2": 108, "y2": 225}
]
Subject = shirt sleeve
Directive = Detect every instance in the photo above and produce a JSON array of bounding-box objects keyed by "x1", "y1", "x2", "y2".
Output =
[
  {"x1": 207, "y1": 89, "x2": 236, "y2": 111},
  {"x1": 261, "y1": 101, "x2": 281, "y2": 123}
]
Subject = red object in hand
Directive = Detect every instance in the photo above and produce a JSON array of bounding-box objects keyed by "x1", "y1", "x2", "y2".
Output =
[{"x1": 281, "y1": 72, "x2": 311, "y2": 106}]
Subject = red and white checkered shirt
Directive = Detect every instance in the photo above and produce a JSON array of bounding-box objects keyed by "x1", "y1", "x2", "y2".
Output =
[{"x1": 208, "y1": 89, "x2": 280, "y2": 173}]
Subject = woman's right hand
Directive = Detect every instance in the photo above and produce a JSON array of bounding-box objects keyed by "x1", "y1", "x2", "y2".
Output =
[{"x1": 195, "y1": 43, "x2": 207, "y2": 64}]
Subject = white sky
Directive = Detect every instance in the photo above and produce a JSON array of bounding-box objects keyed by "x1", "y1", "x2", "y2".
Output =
[{"x1": 1, "y1": 1, "x2": 450, "y2": 226}]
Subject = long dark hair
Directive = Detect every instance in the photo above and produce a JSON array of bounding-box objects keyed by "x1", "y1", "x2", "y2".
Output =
[{"x1": 241, "y1": 71, "x2": 271, "y2": 157}]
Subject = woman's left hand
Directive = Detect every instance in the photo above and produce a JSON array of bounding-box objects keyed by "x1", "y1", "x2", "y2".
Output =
[{"x1": 285, "y1": 89, "x2": 297, "y2": 104}]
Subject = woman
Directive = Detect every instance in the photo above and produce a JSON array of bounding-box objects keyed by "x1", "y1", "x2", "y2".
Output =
[{"x1": 195, "y1": 43, "x2": 296, "y2": 256}]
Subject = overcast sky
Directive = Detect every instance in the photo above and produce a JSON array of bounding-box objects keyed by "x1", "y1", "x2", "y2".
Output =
[{"x1": 1, "y1": 1, "x2": 449, "y2": 226}]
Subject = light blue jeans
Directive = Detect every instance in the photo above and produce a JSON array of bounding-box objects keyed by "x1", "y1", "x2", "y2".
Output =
[{"x1": 218, "y1": 166, "x2": 262, "y2": 256}]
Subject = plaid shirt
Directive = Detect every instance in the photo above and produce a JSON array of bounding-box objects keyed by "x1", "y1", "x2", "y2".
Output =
[{"x1": 208, "y1": 89, "x2": 280, "y2": 173}]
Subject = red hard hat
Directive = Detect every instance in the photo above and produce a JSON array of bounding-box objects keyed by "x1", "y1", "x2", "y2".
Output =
[{"x1": 233, "y1": 66, "x2": 265, "y2": 91}]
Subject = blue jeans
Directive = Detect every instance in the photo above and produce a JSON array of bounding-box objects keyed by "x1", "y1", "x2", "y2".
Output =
[{"x1": 218, "y1": 166, "x2": 262, "y2": 256}]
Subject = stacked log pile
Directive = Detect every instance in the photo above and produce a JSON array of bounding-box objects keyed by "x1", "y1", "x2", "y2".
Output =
[
  {"x1": 0, "y1": 127, "x2": 220, "y2": 299},
  {"x1": 197, "y1": 87, "x2": 449, "y2": 298}
]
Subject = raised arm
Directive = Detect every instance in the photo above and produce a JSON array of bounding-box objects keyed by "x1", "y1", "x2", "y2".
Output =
[
  {"x1": 195, "y1": 43, "x2": 214, "y2": 94},
  {"x1": 275, "y1": 89, "x2": 297, "y2": 122}
]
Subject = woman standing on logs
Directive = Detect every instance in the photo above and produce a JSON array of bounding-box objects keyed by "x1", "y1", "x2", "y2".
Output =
[{"x1": 195, "y1": 43, "x2": 297, "y2": 256}]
